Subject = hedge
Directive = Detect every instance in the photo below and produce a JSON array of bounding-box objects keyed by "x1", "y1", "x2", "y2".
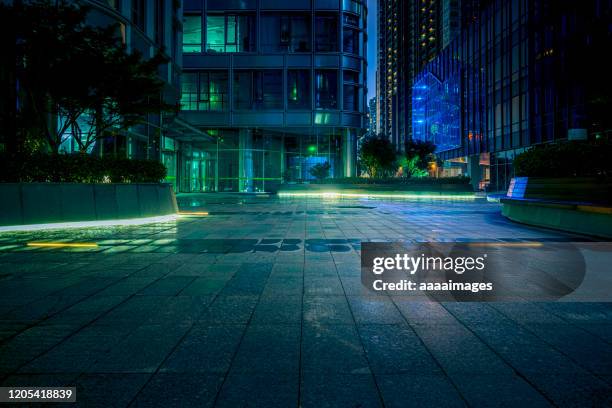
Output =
[
  {"x1": 513, "y1": 141, "x2": 612, "y2": 178},
  {"x1": 308, "y1": 176, "x2": 471, "y2": 185},
  {"x1": 0, "y1": 153, "x2": 167, "y2": 183}
]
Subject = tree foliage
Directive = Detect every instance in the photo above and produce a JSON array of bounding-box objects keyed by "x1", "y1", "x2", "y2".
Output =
[
  {"x1": 2, "y1": 0, "x2": 176, "y2": 154},
  {"x1": 513, "y1": 141, "x2": 612, "y2": 178},
  {"x1": 359, "y1": 136, "x2": 397, "y2": 177}
]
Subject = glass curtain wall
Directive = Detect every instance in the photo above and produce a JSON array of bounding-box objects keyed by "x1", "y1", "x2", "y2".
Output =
[
  {"x1": 206, "y1": 14, "x2": 255, "y2": 53},
  {"x1": 261, "y1": 14, "x2": 311, "y2": 52}
]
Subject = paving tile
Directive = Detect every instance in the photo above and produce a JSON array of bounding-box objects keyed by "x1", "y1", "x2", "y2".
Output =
[
  {"x1": 74, "y1": 373, "x2": 151, "y2": 408},
  {"x1": 377, "y1": 374, "x2": 466, "y2": 408},
  {"x1": 215, "y1": 372, "x2": 298, "y2": 408},
  {"x1": 161, "y1": 324, "x2": 246, "y2": 373},
  {"x1": 231, "y1": 324, "x2": 300, "y2": 373},
  {"x1": 251, "y1": 295, "x2": 302, "y2": 324},
  {"x1": 132, "y1": 373, "x2": 223, "y2": 408},
  {"x1": 302, "y1": 323, "x2": 370, "y2": 373},
  {"x1": 347, "y1": 296, "x2": 405, "y2": 324},
  {"x1": 301, "y1": 372, "x2": 382, "y2": 408},
  {"x1": 358, "y1": 324, "x2": 441, "y2": 375},
  {"x1": 451, "y1": 374, "x2": 551, "y2": 407},
  {"x1": 303, "y1": 295, "x2": 353, "y2": 325}
]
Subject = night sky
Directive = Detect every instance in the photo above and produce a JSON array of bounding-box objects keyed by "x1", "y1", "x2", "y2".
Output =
[{"x1": 366, "y1": 0, "x2": 377, "y2": 101}]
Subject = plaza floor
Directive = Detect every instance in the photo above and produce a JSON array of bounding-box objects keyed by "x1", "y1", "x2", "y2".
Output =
[{"x1": 0, "y1": 194, "x2": 611, "y2": 407}]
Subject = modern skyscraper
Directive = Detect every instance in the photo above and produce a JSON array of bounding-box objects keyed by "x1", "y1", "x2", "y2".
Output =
[
  {"x1": 367, "y1": 97, "x2": 377, "y2": 135},
  {"x1": 376, "y1": 0, "x2": 469, "y2": 151},
  {"x1": 412, "y1": 0, "x2": 610, "y2": 191},
  {"x1": 175, "y1": 0, "x2": 368, "y2": 192}
]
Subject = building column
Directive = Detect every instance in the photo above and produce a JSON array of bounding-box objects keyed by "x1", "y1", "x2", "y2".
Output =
[
  {"x1": 342, "y1": 129, "x2": 356, "y2": 177},
  {"x1": 239, "y1": 129, "x2": 254, "y2": 192},
  {"x1": 468, "y1": 154, "x2": 481, "y2": 191}
]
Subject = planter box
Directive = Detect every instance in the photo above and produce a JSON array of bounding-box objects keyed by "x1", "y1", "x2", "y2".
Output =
[
  {"x1": 501, "y1": 197, "x2": 612, "y2": 239},
  {"x1": 507, "y1": 177, "x2": 612, "y2": 205},
  {"x1": 0, "y1": 183, "x2": 178, "y2": 227},
  {"x1": 501, "y1": 177, "x2": 612, "y2": 238}
]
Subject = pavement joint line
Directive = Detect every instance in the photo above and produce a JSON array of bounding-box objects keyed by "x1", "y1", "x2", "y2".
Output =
[
  {"x1": 0, "y1": 255, "x2": 187, "y2": 382},
  {"x1": 333, "y1": 250, "x2": 388, "y2": 408},
  {"x1": 206, "y1": 267, "x2": 271, "y2": 408},
  {"x1": 386, "y1": 298, "x2": 472, "y2": 407},
  {"x1": 488, "y1": 303, "x2": 612, "y2": 387},
  {"x1": 438, "y1": 302, "x2": 561, "y2": 407},
  {"x1": 124, "y1": 279, "x2": 234, "y2": 407}
]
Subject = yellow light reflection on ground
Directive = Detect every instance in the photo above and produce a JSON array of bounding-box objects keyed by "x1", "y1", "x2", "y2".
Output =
[
  {"x1": 27, "y1": 242, "x2": 99, "y2": 248},
  {"x1": 178, "y1": 211, "x2": 209, "y2": 216}
]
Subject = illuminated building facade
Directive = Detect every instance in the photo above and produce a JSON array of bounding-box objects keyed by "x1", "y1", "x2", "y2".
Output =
[
  {"x1": 413, "y1": 0, "x2": 608, "y2": 191},
  {"x1": 175, "y1": 0, "x2": 368, "y2": 192},
  {"x1": 377, "y1": 0, "x2": 464, "y2": 151}
]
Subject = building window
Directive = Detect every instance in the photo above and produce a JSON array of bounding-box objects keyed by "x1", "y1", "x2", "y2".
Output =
[
  {"x1": 131, "y1": 0, "x2": 145, "y2": 31},
  {"x1": 181, "y1": 73, "x2": 198, "y2": 110},
  {"x1": 206, "y1": 14, "x2": 255, "y2": 53},
  {"x1": 343, "y1": 70, "x2": 359, "y2": 111},
  {"x1": 288, "y1": 70, "x2": 311, "y2": 110},
  {"x1": 183, "y1": 15, "x2": 202, "y2": 53},
  {"x1": 180, "y1": 71, "x2": 228, "y2": 111},
  {"x1": 315, "y1": 14, "x2": 338, "y2": 52},
  {"x1": 343, "y1": 28, "x2": 360, "y2": 55},
  {"x1": 261, "y1": 14, "x2": 311, "y2": 52},
  {"x1": 315, "y1": 70, "x2": 338, "y2": 109},
  {"x1": 234, "y1": 70, "x2": 283, "y2": 110}
]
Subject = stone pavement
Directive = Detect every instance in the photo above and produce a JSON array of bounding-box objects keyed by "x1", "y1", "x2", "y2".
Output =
[{"x1": 0, "y1": 194, "x2": 610, "y2": 407}]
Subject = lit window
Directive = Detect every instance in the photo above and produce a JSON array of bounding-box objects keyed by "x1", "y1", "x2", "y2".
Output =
[
  {"x1": 206, "y1": 14, "x2": 255, "y2": 53},
  {"x1": 183, "y1": 15, "x2": 202, "y2": 53},
  {"x1": 288, "y1": 70, "x2": 311, "y2": 110}
]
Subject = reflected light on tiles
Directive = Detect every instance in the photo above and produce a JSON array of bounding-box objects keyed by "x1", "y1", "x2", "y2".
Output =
[{"x1": 0, "y1": 214, "x2": 179, "y2": 232}]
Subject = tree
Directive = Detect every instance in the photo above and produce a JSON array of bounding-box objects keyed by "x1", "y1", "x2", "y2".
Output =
[
  {"x1": 2, "y1": 0, "x2": 92, "y2": 153},
  {"x1": 309, "y1": 162, "x2": 331, "y2": 180},
  {"x1": 405, "y1": 140, "x2": 436, "y2": 169},
  {"x1": 2, "y1": 0, "x2": 176, "y2": 154},
  {"x1": 359, "y1": 136, "x2": 397, "y2": 177}
]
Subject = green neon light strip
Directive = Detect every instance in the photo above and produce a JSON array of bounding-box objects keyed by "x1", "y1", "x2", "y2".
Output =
[{"x1": 277, "y1": 192, "x2": 476, "y2": 200}]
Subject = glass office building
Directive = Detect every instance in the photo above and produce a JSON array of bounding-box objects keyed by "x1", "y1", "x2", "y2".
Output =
[
  {"x1": 412, "y1": 0, "x2": 606, "y2": 191},
  {"x1": 174, "y1": 0, "x2": 368, "y2": 192}
]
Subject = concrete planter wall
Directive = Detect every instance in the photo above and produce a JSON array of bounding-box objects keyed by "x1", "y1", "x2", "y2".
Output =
[
  {"x1": 0, "y1": 183, "x2": 178, "y2": 227},
  {"x1": 501, "y1": 177, "x2": 612, "y2": 238},
  {"x1": 500, "y1": 198, "x2": 612, "y2": 239},
  {"x1": 507, "y1": 177, "x2": 612, "y2": 204}
]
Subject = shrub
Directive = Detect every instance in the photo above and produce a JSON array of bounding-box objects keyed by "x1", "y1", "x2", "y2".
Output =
[
  {"x1": 0, "y1": 153, "x2": 167, "y2": 183},
  {"x1": 309, "y1": 162, "x2": 331, "y2": 180},
  {"x1": 513, "y1": 141, "x2": 612, "y2": 177}
]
